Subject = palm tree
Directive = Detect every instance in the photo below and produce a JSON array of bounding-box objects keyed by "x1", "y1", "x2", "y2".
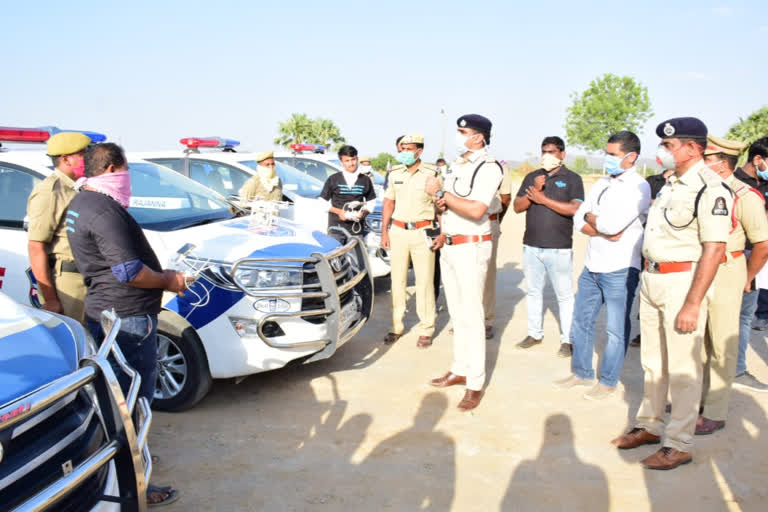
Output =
[
  {"x1": 274, "y1": 113, "x2": 314, "y2": 148},
  {"x1": 310, "y1": 118, "x2": 346, "y2": 150}
]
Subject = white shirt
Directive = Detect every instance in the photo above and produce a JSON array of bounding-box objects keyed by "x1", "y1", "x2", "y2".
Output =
[
  {"x1": 573, "y1": 168, "x2": 651, "y2": 272},
  {"x1": 442, "y1": 148, "x2": 503, "y2": 235}
]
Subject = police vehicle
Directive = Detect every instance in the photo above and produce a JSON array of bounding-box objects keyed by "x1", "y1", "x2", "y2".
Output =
[
  {"x1": 275, "y1": 143, "x2": 387, "y2": 193},
  {"x1": 0, "y1": 292, "x2": 152, "y2": 511},
  {"x1": 133, "y1": 137, "x2": 390, "y2": 278},
  {"x1": 0, "y1": 127, "x2": 374, "y2": 412}
]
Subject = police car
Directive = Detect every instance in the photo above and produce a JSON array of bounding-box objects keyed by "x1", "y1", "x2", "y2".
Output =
[
  {"x1": 0, "y1": 127, "x2": 374, "y2": 412},
  {"x1": 132, "y1": 137, "x2": 390, "y2": 278},
  {"x1": 275, "y1": 143, "x2": 387, "y2": 194},
  {"x1": 0, "y1": 292, "x2": 151, "y2": 510}
]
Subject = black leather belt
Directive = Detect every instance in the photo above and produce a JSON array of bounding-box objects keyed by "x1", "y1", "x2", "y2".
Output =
[{"x1": 50, "y1": 258, "x2": 79, "y2": 273}]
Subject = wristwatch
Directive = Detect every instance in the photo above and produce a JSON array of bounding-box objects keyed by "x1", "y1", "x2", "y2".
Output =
[
  {"x1": 583, "y1": 212, "x2": 589, "y2": 222},
  {"x1": 435, "y1": 189, "x2": 446, "y2": 200}
]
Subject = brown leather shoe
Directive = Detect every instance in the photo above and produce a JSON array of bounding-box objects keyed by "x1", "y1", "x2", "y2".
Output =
[
  {"x1": 417, "y1": 336, "x2": 432, "y2": 348},
  {"x1": 430, "y1": 372, "x2": 466, "y2": 388},
  {"x1": 641, "y1": 447, "x2": 692, "y2": 470},
  {"x1": 485, "y1": 325, "x2": 494, "y2": 339},
  {"x1": 611, "y1": 428, "x2": 661, "y2": 449},
  {"x1": 695, "y1": 416, "x2": 725, "y2": 435},
  {"x1": 517, "y1": 336, "x2": 542, "y2": 349},
  {"x1": 383, "y1": 332, "x2": 402, "y2": 344},
  {"x1": 458, "y1": 389, "x2": 484, "y2": 412}
]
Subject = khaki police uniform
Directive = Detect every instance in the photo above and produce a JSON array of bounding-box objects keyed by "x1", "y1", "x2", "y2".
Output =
[
  {"x1": 239, "y1": 174, "x2": 283, "y2": 202},
  {"x1": 385, "y1": 161, "x2": 438, "y2": 337},
  {"x1": 483, "y1": 167, "x2": 511, "y2": 326},
  {"x1": 700, "y1": 139, "x2": 768, "y2": 421},
  {"x1": 636, "y1": 160, "x2": 734, "y2": 452},
  {"x1": 26, "y1": 169, "x2": 86, "y2": 323},
  {"x1": 442, "y1": 148, "x2": 503, "y2": 390}
]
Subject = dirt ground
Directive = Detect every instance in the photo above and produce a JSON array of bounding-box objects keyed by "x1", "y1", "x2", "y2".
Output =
[{"x1": 150, "y1": 193, "x2": 768, "y2": 511}]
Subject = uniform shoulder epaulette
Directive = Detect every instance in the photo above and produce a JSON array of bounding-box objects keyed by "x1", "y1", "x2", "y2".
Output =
[
  {"x1": 420, "y1": 162, "x2": 437, "y2": 175},
  {"x1": 730, "y1": 177, "x2": 764, "y2": 202},
  {"x1": 697, "y1": 166, "x2": 725, "y2": 187},
  {"x1": 484, "y1": 155, "x2": 499, "y2": 164},
  {"x1": 389, "y1": 164, "x2": 406, "y2": 173}
]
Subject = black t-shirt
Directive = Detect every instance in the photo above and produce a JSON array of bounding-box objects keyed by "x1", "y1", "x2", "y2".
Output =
[
  {"x1": 515, "y1": 166, "x2": 584, "y2": 249},
  {"x1": 646, "y1": 172, "x2": 669, "y2": 201},
  {"x1": 320, "y1": 172, "x2": 376, "y2": 231},
  {"x1": 66, "y1": 190, "x2": 163, "y2": 321}
]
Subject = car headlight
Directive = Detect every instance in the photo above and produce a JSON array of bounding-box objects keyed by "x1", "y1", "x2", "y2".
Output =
[
  {"x1": 234, "y1": 267, "x2": 303, "y2": 289},
  {"x1": 365, "y1": 216, "x2": 382, "y2": 232}
]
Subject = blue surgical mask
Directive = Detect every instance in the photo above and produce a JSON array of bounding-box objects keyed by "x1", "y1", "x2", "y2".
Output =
[
  {"x1": 396, "y1": 151, "x2": 417, "y2": 166},
  {"x1": 604, "y1": 154, "x2": 625, "y2": 176},
  {"x1": 757, "y1": 158, "x2": 768, "y2": 180}
]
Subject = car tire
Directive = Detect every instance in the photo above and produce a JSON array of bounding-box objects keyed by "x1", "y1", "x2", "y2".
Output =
[{"x1": 152, "y1": 322, "x2": 212, "y2": 412}]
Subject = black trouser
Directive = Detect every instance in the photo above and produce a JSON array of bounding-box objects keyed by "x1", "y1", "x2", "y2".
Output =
[{"x1": 433, "y1": 249, "x2": 441, "y2": 302}]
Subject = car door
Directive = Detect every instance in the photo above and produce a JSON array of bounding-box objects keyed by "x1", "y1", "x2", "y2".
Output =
[{"x1": 0, "y1": 163, "x2": 43, "y2": 306}]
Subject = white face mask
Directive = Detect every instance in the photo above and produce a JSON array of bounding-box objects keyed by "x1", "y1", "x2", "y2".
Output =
[
  {"x1": 656, "y1": 146, "x2": 676, "y2": 170},
  {"x1": 540, "y1": 153, "x2": 561, "y2": 172}
]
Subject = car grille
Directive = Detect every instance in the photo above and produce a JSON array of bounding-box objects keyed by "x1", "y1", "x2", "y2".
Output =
[
  {"x1": 301, "y1": 253, "x2": 357, "y2": 324},
  {"x1": 0, "y1": 390, "x2": 108, "y2": 511},
  {"x1": 365, "y1": 212, "x2": 383, "y2": 233}
]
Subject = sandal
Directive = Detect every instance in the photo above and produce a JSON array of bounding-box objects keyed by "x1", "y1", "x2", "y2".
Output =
[
  {"x1": 147, "y1": 484, "x2": 179, "y2": 507},
  {"x1": 383, "y1": 332, "x2": 402, "y2": 344}
]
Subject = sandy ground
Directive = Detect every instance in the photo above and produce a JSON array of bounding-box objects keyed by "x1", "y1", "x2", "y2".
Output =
[{"x1": 149, "y1": 191, "x2": 768, "y2": 511}]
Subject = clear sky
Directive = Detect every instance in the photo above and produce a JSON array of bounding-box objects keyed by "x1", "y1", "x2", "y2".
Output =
[{"x1": 2, "y1": 0, "x2": 766, "y2": 163}]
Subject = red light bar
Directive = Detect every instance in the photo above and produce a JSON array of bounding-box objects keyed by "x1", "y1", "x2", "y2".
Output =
[
  {"x1": 180, "y1": 137, "x2": 220, "y2": 148},
  {"x1": 0, "y1": 127, "x2": 50, "y2": 143}
]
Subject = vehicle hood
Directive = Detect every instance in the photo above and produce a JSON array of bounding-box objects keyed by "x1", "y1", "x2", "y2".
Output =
[
  {"x1": 0, "y1": 294, "x2": 79, "y2": 406},
  {"x1": 145, "y1": 216, "x2": 341, "y2": 267}
]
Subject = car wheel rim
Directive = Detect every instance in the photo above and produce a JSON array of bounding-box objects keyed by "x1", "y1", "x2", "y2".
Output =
[{"x1": 155, "y1": 333, "x2": 188, "y2": 400}]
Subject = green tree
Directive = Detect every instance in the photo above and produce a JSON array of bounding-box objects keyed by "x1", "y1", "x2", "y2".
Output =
[
  {"x1": 726, "y1": 106, "x2": 768, "y2": 147},
  {"x1": 572, "y1": 156, "x2": 589, "y2": 174},
  {"x1": 309, "y1": 118, "x2": 346, "y2": 150},
  {"x1": 565, "y1": 73, "x2": 653, "y2": 152},
  {"x1": 371, "y1": 152, "x2": 397, "y2": 173},
  {"x1": 274, "y1": 113, "x2": 314, "y2": 148}
]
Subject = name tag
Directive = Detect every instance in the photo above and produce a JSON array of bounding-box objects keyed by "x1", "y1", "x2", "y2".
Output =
[{"x1": 394, "y1": 181, "x2": 404, "y2": 184}]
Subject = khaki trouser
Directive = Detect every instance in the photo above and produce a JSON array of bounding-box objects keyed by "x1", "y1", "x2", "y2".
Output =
[
  {"x1": 482, "y1": 218, "x2": 501, "y2": 324},
  {"x1": 442, "y1": 240, "x2": 492, "y2": 390},
  {"x1": 50, "y1": 261, "x2": 87, "y2": 325},
  {"x1": 389, "y1": 225, "x2": 436, "y2": 337},
  {"x1": 701, "y1": 255, "x2": 746, "y2": 421},
  {"x1": 636, "y1": 268, "x2": 709, "y2": 453}
]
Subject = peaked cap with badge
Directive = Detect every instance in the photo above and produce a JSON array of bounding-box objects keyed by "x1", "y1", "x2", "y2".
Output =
[
  {"x1": 457, "y1": 114, "x2": 492, "y2": 142},
  {"x1": 253, "y1": 150, "x2": 274, "y2": 162},
  {"x1": 656, "y1": 117, "x2": 707, "y2": 139},
  {"x1": 704, "y1": 135, "x2": 746, "y2": 157}
]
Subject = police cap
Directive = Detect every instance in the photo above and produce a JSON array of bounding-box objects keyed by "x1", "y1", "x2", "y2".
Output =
[
  {"x1": 457, "y1": 114, "x2": 492, "y2": 139},
  {"x1": 46, "y1": 132, "x2": 91, "y2": 156},
  {"x1": 704, "y1": 135, "x2": 746, "y2": 157},
  {"x1": 399, "y1": 134, "x2": 424, "y2": 145},
  {"x1": 359, "y1": 156, "x2": 372, "y2": 163},
  {"x1": 655, "y1": 117, "x2": 707, "y2": 139},
  {"x1": 254, "y1": 150, "x2": 274, "y2": 162}
]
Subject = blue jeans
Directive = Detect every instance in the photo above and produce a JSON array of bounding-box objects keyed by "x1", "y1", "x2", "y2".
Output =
[
  {"x1": 756, "y1": 289, "x2": 768, "y2": 320},
  {"x1": 738, "y1": 290, "x2": 758, "y2": 375},
  {"x1": 87, "y1": 314, "x2": 158, "y2": 405},
  {"x1": 570, "y1": 267, "x2": 640, "y2": 387},
  {"x1": 523, "y1": 245, "x2": 574, "y2": 342}
]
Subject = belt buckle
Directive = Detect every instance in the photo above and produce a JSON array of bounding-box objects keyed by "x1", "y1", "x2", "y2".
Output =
[
  {"x1": 445, "y1": 235, "x2": 453, "y2": 246},
  {"x1": 406, "y1": 222, "x2": 415, "y2": 230},
  {"x1": 647, "y1": 261, "x2": 660, "y2": 273}
]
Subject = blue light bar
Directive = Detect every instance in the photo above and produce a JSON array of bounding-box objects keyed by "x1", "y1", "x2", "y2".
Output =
[{"x1": 39, "y1": 126, "x2": 107, "y2": 143}]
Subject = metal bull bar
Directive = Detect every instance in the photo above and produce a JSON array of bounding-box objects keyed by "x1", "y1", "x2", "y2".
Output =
[
  {"x1": 2, "y1": 310, "x2": 152, "y2": 512},
  {"x1": 230, "y1": 228, "x2": 374, "y2": 355}
]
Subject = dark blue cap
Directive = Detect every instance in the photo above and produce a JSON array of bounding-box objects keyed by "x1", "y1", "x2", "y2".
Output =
[
  {"x1": 457, "y1": 114, "x2": 492, "y2": 136},
  {"x1": 655, "y1": 117, "x2": 707, "y2": 139}
]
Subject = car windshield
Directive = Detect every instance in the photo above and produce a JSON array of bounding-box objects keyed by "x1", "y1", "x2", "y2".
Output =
[
  {"x1": 127, "y1": 161, "x2": 234, "y2": 231},
  {"x1": 239, "y1": 160, "x2": 323, "y2": 199}
]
